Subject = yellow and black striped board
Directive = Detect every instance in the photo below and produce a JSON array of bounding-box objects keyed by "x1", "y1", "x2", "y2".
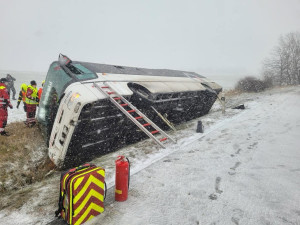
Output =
[{"x1": 59, "y1": 164, "x2": 105, "y2": 225}]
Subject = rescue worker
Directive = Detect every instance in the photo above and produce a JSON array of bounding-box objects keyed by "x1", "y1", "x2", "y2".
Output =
[
  {"x1": 6, "y1": 74, "x2": 16, "y2": 100},
  {"x1": 0, "y1": 78, "x2": 13, "y2": 136},
  {"x1": 37, "y1": 80, "x2": 45, "y2": 101},
  {"x1": 25, "y1": 80, "x2": 39, "y2": 127},
  {"x1": 16, "y1": 83, "x2": 28, "y2": 112}
]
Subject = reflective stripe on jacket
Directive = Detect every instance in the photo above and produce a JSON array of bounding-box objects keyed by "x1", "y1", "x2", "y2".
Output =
[
  {"x1": 0, "y1": 97, "x2": 5, "y2": 105},
  {"x1": 25, "y1": 85, "x2": 38, "y2": 105},
  {"x1": 0, "y1": 83, "x2": 9, "y2": 107}
]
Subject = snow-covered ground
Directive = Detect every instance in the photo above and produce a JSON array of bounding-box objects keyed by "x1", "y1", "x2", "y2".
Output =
[
  {"x1": 87, "y1": 86, "x2": 300, "y2": 225},
  {"x1": 0, "y1": 86, "x2": 299, "y2": 225}
]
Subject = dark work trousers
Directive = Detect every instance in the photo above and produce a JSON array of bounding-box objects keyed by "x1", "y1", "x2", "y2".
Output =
[{"x1": 7, "y1": 86, "x2": 16, "y2": 99}]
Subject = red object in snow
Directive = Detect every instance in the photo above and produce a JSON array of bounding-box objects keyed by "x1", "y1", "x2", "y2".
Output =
[{"x1": 115, "y1": 156, "x2": 129, "y2": 201}]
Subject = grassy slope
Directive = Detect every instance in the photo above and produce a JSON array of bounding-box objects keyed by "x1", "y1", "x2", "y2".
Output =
[{"x1": 0, "y1": 122, "x2": 54, "y2": 200}]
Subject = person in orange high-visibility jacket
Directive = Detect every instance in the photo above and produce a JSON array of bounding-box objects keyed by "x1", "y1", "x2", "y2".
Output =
[
  {"x1": 0, "y1": 78, "x2": 13, "y2": 136},
  {"x1": 17, "y1": 83, "x2": 28, "y2": 112},
  {"x1": 37, "y1": 80, "x2": 45, "y2": 101},
  {"x1": 25, "y1": 80, "x2": 39, "y2": 127}
]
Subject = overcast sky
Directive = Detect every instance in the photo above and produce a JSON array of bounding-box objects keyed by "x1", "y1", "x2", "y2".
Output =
[{"x1": 0, "y1": 0, "x2": 299, "y2": 76}]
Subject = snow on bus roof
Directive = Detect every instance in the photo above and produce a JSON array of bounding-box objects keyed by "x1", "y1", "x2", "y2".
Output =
[{"x1": 73, "y1": 61, "x2": 205, "y2": 78}]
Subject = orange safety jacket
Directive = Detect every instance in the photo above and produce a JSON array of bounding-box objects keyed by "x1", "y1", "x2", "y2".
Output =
[
  {"x1": 38, "y1": 88, "x2": 43, "y2": 100},
  {"x1": 17, "y1": 84, "x2": 28, "y2": 107},
  {"x1": 22, "y1": 90, "x2": 26, "y2": 101}
]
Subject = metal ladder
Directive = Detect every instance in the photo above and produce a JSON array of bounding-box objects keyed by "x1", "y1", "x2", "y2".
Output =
[{"x1": 93, "y1": 82, "x2": 176, "y2": 148}]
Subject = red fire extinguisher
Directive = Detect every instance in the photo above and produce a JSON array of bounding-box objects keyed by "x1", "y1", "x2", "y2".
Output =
[{"x1": 115, "y1": 156, "x2": 130, "y2": 201}]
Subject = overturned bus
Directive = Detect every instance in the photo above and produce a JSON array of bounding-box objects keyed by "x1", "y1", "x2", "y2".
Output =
[{"x1": 37, "y1": 54, "x2": 222, "y2": 168}]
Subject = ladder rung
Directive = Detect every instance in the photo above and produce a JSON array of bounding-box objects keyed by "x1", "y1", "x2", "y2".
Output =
[
  {"x1": 95, "y1": 82, "x2": 174, "y2": 147},
  {"x1": 160, "y1": 137, "x2": 168, "y2": 142},
  {"x1": 151, "y1": 130, "x2": 159, "y2": 134}
]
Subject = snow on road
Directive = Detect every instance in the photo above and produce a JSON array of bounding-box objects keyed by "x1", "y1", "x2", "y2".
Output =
[
  {"x1": 0, "y1": 86, "x2": 299, "y2": 225},
  {"x1": 86, "y1": 87, "x2": 300, "y2": 225}
]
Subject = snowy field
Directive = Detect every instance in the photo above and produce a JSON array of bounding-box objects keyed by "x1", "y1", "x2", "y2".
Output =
[{"x1": 0, "y1": 78, "x2": 299, "y2": 224}]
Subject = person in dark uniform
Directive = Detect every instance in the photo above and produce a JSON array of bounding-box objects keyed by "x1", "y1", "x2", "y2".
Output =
[{"x1": 6, "y1": 74, "x2": 16, "y2": 100}]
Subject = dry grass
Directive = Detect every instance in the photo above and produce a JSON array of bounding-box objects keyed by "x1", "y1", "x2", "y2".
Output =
[
  {"x1": 224, "y1": 89, "x2": 242, "y2": 97},
  {"x1": 0, "y1": 122, "x2": 42, "y2": 162},
  {"x1": 0, "y1": 122, "x2": 55, "y2": 197}
]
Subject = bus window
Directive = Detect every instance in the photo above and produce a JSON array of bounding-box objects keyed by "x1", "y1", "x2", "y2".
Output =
[
  {"x1": 67, "y1": 63, "x2": 97, "y2": 81},
  {"x1": 37, "y1": 62, "x2": 73, "y2": 138}
]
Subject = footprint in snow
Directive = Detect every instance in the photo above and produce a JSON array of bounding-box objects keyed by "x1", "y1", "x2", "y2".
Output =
[
  {"x1": 228, "y1": 162, "x2": 241, "y2": 175},
  {"x1": 215, "y1": 177, "x2": 223, "y2": 194},
  {"x1": 231, "y1": 162, "x2": 241, "y2": 170},
  {"x1": 163, "y1": 159, "x2": 172, "y2": 163},
  {"x1": 231, "y1": 209, "x2": 244, "y2": 225},
  {"x1": 208, "y1": 193, "x2": 218, "y2": 200},
  {"x1": 235, "y1": 149, "x2": 242, "y2": 154}
]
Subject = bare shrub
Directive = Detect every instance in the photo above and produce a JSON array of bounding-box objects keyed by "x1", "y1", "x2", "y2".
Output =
[
  {"x1": 235, "y1": 76, "x2": 266, "y2": 92},
  {"x1": 224, "y1": 89, "x2": 242, "y2": 97},
  {"x1": 262, "y1": 32, "x2": 300, "y2": 86}
]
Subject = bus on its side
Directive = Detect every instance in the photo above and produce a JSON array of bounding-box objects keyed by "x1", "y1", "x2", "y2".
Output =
[{"x1": 37, "y1": 54, "x2": 222, "y2": 168}]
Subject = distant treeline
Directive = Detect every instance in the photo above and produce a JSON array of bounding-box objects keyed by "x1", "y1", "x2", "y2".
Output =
[
  {"x1": 235, "y1": 31, "x2": 300, "y2": 93},
  {"x1": 263, "y1": 32, "x2": 300, "y2": 86}
]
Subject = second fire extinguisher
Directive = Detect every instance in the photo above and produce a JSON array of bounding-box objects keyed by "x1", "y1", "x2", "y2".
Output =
[{"x1": 115, "y1": 156, "x2": 130, "y2": 201}]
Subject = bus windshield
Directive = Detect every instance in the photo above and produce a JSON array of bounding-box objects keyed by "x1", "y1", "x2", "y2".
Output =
[{"x1": 37, "y1": 62, "x2": 73, "y2": 137}]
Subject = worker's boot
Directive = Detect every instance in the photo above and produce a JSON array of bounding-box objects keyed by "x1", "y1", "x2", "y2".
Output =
[
  {"x1": 0, "y1": 131, "x2": 10, "y2": 136},
  {"x1": 28, "y1": 122, "x2": 36, "y2": 128}
]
